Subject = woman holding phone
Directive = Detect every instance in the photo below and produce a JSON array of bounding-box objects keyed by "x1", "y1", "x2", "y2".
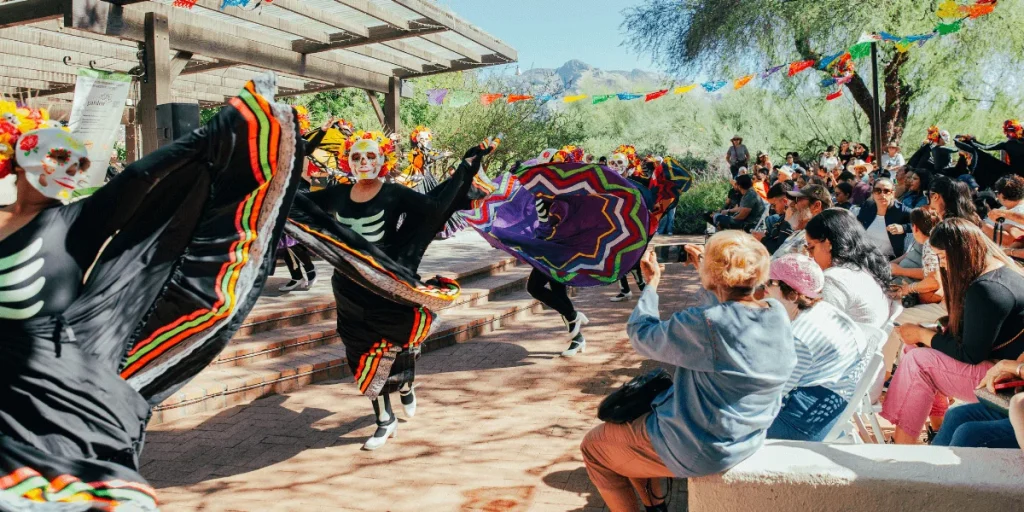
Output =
[{"x1": 883, "y1": 218, "x2": 1024, "y2": 444}]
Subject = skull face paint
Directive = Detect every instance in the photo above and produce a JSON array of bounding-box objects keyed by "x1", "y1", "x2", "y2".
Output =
[
  {"x1": 349, "y1": 138, "x2": 384, "y2": 181},
  {"x1": 608, "y1": 153, "x2": 630, "y2": 175},
  {"x1": 16, "y1": 128, "x2": 90, "y2": 200},
  {"x1": 415, "y1": 129, "x2": 433, "y2": 149}
]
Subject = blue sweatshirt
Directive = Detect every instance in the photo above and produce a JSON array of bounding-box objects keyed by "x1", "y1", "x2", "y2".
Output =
[{"x1": 628, "y1": 286, "x2": 795, "y2": 477}]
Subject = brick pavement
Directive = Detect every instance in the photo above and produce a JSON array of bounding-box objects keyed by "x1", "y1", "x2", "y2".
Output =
[{"x1": 144, "y1": 257, "x2": 701, "y2": 512}]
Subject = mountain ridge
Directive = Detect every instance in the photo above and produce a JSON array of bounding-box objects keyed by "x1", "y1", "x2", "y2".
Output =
[{"x1": 504, "y1": 59, "x2": 670, "y2": 95}]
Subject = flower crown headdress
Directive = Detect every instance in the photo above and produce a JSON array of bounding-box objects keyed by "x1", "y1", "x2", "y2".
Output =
[{"x1": 338, "y1": 130, "x2": 398, "y2": 178}]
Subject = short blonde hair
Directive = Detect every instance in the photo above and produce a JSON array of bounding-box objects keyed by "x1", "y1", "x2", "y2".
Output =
[{"x1": 701, "y1": 231, "x2": 770, "y2": 295}]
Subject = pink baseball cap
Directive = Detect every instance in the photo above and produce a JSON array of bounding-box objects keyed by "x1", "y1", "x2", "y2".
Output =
[{"x1": 769, "y1": 253, "x2": 824, "y2": 298}]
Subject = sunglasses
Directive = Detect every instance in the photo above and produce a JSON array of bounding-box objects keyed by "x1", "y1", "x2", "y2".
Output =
[{"x1": 873, "y1": 187, "x2": 893, "y2": 194}]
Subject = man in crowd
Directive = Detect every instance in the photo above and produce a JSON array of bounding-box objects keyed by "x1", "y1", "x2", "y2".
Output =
[
  {"x1": 760, "y1": 184, "x2": 832, "y2": 256},
  {"x1": 713, "y1": 174, "x2": 766, "y2": 231}
]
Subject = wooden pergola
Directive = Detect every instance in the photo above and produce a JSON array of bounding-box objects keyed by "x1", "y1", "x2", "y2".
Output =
[{"x1": 0, "y1": 0, "x2": 517, "y2": 159}]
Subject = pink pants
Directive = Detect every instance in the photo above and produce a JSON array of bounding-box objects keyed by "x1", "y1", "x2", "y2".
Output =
[
  {"x1": 880, "y1": 346, "x2": 994, "y2": 438},
  {"x1": 580, "y1": 414, "x2": 674, "y2": 512}
]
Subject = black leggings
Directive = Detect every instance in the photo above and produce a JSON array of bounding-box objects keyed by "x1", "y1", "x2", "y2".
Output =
[
  {"x1": 527, "y1": 269, "x2": 576, "y2": 319},
  {"x1": 618, "y1": 262, "x2": 646, "y2": 294},
  {"x1": 284, "y1": 245, "x2": 315, "y2": 280}
]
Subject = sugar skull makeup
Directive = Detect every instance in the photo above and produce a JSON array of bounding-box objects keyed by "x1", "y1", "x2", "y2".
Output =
[
  {"x1": 349, "y1": 138, "x2": 384, "y2": 182},
  {"x1": 415, "y1": 129, "x2": 432, "y2": 148},
  {"x1": 16, "y1": 128, "x2": 90, "y2": 200},
  {"x1": 609, "y1": 153, "x2": 630, "y2": 175}
]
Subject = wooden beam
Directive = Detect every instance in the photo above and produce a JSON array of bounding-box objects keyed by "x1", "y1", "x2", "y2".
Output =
[
  {"x1": 383, "y1": 77, "x2": 400, "y2": 136},
  {"x1": 334, "y1": 0, "x2": 410, "y2": 29},
  {"x1": 3, "y1": 24, "x2": 139, "y2": 62},
  {"x1": 365, "y1": 89, "x2": 386, "y2": 128},
  {"x1": 291, "y1": 19, "x2": 446, "y2": 54},
  {"x1": 138, "y1": 12, "x2": 170, "y2": 156},
  {"x1": 397, "y1": 54, "x2": 507, "y2": 79},
  {"x1": 347, "y1": 45, "x2": 424, "y2": 73},
  {"x1": 270, "y1": 0, "x2": 369, "y2": 38},
  {"x1": 0, "y1": 0, "x2": 69, "y2": 29},
  {"x1": 381, "y1": 39, "x2": 452, "y2": 68},
  {"x1": 179, "y1": 60, "x2": 236, "y2": 76},
  {"x1": 420, "y1": 33, "x2": 483, "y2": 63},
  {"x1": 187, "y1": 0, "x2": 331, "y2": 43},
  {"x1": 390, "y1": 0, "x2": 517, "y2": 60},
  {"x1": 67, "y1": 0, "x2": 392, "y2": 93},
  {"x1": 170, "y1": 51, "x2": 193, "y2": 81}
]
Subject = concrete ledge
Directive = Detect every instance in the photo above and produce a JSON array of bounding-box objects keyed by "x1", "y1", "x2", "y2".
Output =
[{"x1": 689, "y1": 441, "x2": 1024, "y2": 512}]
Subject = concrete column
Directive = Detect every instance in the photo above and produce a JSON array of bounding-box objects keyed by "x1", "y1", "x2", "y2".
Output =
[
  {"x1": 138, "y1": 12, "x2": 170, "y2": 157},
  {"x1": 383, "y1": 77, "x2": 400, "y2": 137}
]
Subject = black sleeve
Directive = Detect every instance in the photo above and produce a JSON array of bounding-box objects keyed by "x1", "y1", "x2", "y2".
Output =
[
  {"x1": 762, "y1": 220, "x2": 794, "y2": 254},
  {"x1": 65, "y1": 124, "x2": 213, "y2": 264},
  {"x1": 975, "y1": 140, "x2": 1008, "y2": 152},
  {"x1": 931, "y1": 278, "x2": 1016, "y2": 364},
  {"x1": 302, "y1": 129, "x2": 328, "y2": 156}
]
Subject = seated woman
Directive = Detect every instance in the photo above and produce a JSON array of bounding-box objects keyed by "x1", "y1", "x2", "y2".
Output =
[
  {"x1": 581, "y1": 232, "x2": 794, "y2": 512},
  {"x1": 931, "y1": 357, "x2": 1024, "y2": 448},
  {"x1": 983, "y1": 175, "x2": 1024, "y2": 245},
  {"x1": 898, "y1": 169, "x2": 931, "y2": 210},
  {"x1": 855, "y1": 178, "x2": 911, "y2": 259},
  {"x1": 883, "y1": 218, "x2": 1024, "y2": 444},
  {"x1": 804, "y1": 209, "x2": 893, "y2": 328},
  {"x1": 929, "y1": 175, "x2": 982, "y2": 226},
  {"x1": 765, "y1": 253, "x2": 870, "y2": 441}
]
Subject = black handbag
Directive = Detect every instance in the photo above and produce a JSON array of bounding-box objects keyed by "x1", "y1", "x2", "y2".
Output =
[{"x1": 598, "y1": 368, "x2": 673, "y2": 424}]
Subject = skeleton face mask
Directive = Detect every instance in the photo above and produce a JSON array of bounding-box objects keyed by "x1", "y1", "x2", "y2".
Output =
[
  {"x1": 16, "y1": 128, "x2": 90, "y2": 200},
  {"x1": 349, "y1": 139, "x2": 384, "y2": 181},
  {"x1": 415, "y1": 130, "x2": 432, "y2": 149},
  {"x1": 609, "y1": 153, "x2": 630, "y2": 175}
]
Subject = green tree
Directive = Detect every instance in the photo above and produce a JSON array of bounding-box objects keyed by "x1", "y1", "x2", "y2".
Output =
[{"x1": 622, "y1": 0, "x2": 1024, "y2": 147}]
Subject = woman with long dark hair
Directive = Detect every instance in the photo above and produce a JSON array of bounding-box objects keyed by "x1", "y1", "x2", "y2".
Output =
[
  {"x1": 883, "y1": 219, "x2": 1024, "y2": 444},
  {"x1": 928, "y1": 175, "x2": 982, "y2": 225},
  {"x1": 804, "y1": 209, "x2": 892, "y2": 328},
  {"x1": 899, "y1": 169, "x2": 932, "y2": 210},
  {"x1": 838, "y1": 140, "x2": 854, "y2": 167}
]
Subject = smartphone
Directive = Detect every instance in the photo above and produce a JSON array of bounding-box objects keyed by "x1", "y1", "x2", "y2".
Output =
[
  {"x1": 921, "y1": 323, "x2": 940, "y2": 330},
  {"x1": 993, "y1": 380, "x2": 1024, "y2": 391}
]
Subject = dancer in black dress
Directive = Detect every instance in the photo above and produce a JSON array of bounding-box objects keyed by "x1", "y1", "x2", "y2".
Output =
[
  {"x1": 0, "y1": 78, "x2": 304, "y2": 509},
  {"x1": 288, "y1": 130, "x2": 497, "y2": 450}
]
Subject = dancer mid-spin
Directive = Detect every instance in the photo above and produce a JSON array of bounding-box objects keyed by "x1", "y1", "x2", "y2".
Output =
[
  {"x1": 291, "y1": 130, "x2": 498, "y2": 450},
  {"x1": 0, "y1": 77, "x2": 304, "y2": 509},
  {"x1": 607, "y1": 145, "x2": 649, "y2": 302}
]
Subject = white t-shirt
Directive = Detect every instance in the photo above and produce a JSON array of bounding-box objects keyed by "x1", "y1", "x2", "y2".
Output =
[
  {"x1": 821, "y1": 265, "x2": 891, "y2": 329},
  {"x1": 866, "y1": 215, "x2": 894, "y2": 258},
  {"x1": 820, "y1": 155, "x2": 840, "y2": 171},
  {"x1": 785, "y1": 301, "x2": 869, "y2": 401},
  {"x1": 880, "y1": 153, "x2": 905, "y2": 170}
]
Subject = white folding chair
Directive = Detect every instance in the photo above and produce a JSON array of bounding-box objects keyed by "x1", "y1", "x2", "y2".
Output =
[{"x1": 823, "y1": 352, "x2": 884, "y2": 444}]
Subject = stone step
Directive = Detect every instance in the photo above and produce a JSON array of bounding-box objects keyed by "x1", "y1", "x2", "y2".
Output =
[
  {"x1": 215, "y1": 266, "x2": 533, "y2": 368},
  {"x1": 151, "y1": 290, "x2": 542, "y2": 425},
  {"x1": 238, "y1": 252, "x2": 521, "y2": 336}
]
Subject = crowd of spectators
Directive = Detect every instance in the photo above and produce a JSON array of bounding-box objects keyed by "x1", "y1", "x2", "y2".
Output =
[{"x1": 581, "y1": 129, "x2": 1024, "y2": 511}]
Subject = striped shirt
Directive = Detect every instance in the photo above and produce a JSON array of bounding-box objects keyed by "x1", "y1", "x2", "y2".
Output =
[{"x1": 783, "y1": 301, "x2": 869, "y2": 401}]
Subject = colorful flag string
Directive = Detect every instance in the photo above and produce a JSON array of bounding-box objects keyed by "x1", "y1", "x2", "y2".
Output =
[{"x1": 412, "y1": 1, "x2": 996, "y2": 108}]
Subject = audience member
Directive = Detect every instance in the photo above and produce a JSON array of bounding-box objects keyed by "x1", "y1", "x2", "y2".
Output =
[
  {"x1": 899, "y1": 169, "x2": 932, "y2": 209},
  {"x1": 929, "y1": 175, "x2": 982, "y2": 226},
  {"x1": 819, "y1": 146, "x2": 840, "y2": 173},
  {"x1": 890, "y1": 208, "x2": 943, "y2": 305},
  {"x1": 838, "y1": 140, "x2": 854, "y2": 166},
  {"x1": 759, "y1": 181, "x2": 793, "y2": 235},
  {"x1": 785, "y1": 153, "x2": 805, "y2": 173},
  {"x1": 856, "y1": 178, "x2": 911, "y2": 259},
  {"x1": 984, "y1": 175, "x2": 1024, "y2": 244},
  {"x1": 931, "y1": 358, "x2": 1024, "y2": 449},
  {"x1": 884, "y1": 219, "x2": 1024, "y2": 444},
  {"x1": 713, "y1": 174, "x2": 766, "y2": 231},
  {"x1": 727, "y1": 136, "x2": 750, "y2": 178},
  {"x1": 752, "y1": 169, "x2": 769, "y2": 200},
  {"x1": 763, "y1": 185, "x2": 831, "y2": 256},
  {"x1": 582, "y1": 233, "x2": 795, "y2": 511},
  {"x1": 881, "y1": 142, "x2": 906, "y2": 171},
  {"x1": 834, "y1": 182, "x2": 854, "y2": 210},
  {"x1": 765, "y1": 253, "x2": 871, "y2": 441},
  {"x1": 804, "y1": 209, "x2": 892, "y2": 328}
]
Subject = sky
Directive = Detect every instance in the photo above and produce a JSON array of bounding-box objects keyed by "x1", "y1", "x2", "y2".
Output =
[{"x1": 435, "y1": 0, "x2": 659, "y2": 73}]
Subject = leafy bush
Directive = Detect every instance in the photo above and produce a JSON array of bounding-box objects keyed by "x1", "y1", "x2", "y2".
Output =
[{"x1": 673, "y1": 179, "x2": 732, "y2": 235}]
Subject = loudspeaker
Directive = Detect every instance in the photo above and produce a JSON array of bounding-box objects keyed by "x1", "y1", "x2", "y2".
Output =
[{"x1": 155, "y1": 103, "x2": 200, "y2": 148}]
